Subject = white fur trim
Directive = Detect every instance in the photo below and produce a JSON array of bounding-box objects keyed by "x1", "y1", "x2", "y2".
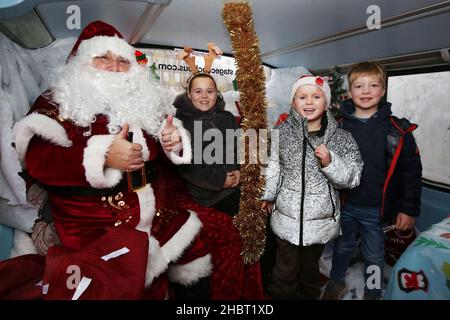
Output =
[
  {"x1": 158, "y1": 117, "x2": 192, "y2": 165},
  {"x1": 13, "y1": 113, "x2": 72, "y2": 161},
  {"x1": 83, "y1": 135, "x2": 123, "y2": 188},
  {"x1": 9, "y1": 230, "x2": 37, "y2": 258},
  {"x1": 76, "y1": 36, "x2": 137, "y2": 66},
  {"x1": 144, "y1": 211, "x2": 204, "y2": 287},
  {"x1": 144, "y1": 236, "x2": 169, "y2": 288},
  {"x1": 135, "y1": 184, "x2": 156, "y2": 234},
  {"x1": 160, "y1": 210, "x2": 202, "y2": 263},
  {"x1": 168, "y1": 254, "x2": 212, "y2": 285}
]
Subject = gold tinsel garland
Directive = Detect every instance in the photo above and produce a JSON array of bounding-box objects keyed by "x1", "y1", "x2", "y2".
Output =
[{"x1": 222, "y1": 2, "x2": 268, "y2": 264}]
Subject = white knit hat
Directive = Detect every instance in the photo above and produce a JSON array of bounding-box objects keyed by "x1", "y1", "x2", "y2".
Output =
[{"x1": 290, "y1": 75, "x2": 331, "y2": 107}]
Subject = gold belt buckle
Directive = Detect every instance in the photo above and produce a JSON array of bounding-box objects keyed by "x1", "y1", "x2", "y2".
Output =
[{"x1": 127, "y1": 166, "x2": 147, "y2": 192}]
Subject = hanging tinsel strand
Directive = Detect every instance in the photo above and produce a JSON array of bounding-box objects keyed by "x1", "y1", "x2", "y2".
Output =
[{"x1": 222, "y1": 2, "x2": 268, "y2": 264}]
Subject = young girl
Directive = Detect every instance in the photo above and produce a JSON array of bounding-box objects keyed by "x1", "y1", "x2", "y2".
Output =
[
  {"x1": 261, "y1": 76, "x2": 363, "y2": 299},
  {"x1": 168, "y1": 72, "x2": 265, "y2": 299},
  {"x1": 173, "y1": 73, "x2": 241, "y2": 216}
]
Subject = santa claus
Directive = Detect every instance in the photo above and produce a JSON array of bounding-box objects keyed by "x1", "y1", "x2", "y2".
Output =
[
  {"x1": 1, "y1": 21, "x2": 265, "y2": 300},
  {"x1": 7, "y1": 20, "x2": 210, "y2": 300}
]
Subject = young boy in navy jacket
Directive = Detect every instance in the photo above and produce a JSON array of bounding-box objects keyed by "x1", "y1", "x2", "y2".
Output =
[{"x1": 323, "y1": 61, "x2": 422, "y2": 300}]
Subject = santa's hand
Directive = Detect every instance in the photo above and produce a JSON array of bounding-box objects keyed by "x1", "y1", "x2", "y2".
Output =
[
  {"x1": 161, "y1": 115, "x2": 181, "y2": 152},
  {"x1": 105, "y1": 123, "x2": 144, "y2": 171}
]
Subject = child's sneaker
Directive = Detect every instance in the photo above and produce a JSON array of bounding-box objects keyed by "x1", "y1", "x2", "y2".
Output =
[{"x1": 322, "y1": 280, "x2": 348, "y2": 300}]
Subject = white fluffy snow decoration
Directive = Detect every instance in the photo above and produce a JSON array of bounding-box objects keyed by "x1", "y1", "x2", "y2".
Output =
[
  {"x1": 266, "y1": 66, "x2": 312, "y2": 107},
  {"x1": 9, "y1": 230, "x2": 37, "y2": 258},
  {"x1": 265, "y1": 66, "x2": 312, "y2": 128},
  {"x1": 0, "y1": 35, "x2": 75, "y2": 232}
]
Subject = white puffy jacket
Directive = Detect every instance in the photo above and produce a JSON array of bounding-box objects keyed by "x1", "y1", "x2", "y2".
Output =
[{"x1": 262, "y1": 109, "x2": 363, "y2": 246}]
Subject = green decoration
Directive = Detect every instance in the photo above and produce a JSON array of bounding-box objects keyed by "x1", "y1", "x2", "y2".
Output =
[
  {"x1": 232, "y1": 78, "x2": 238, "y2": 91},
  {"x1": 414, "y1": 237, "x2": 450, "y2": 250},
  {"x1": 326, "y1": 67, "x2": 347, "y2": 119},
  {"x1": 150, "y1": 62, "x2": 160, "y2": 81}
]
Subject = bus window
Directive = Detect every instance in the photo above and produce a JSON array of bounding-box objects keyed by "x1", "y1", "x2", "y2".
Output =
[{"x1": 387, "y1": 70, "x2": 450, "y2": 189}]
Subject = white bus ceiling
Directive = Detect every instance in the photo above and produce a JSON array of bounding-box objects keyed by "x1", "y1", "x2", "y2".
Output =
[{"x1": 0, "y1": 0, "x2": 449, "y2": 69}]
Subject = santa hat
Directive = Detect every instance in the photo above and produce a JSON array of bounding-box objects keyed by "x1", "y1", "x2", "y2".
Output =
[
  {"x1": 67, "y1": 20, "x2": 136, "y2": 65},
  {"x1": 290, "y1": 75, "x2": 331, "y2": 107}
]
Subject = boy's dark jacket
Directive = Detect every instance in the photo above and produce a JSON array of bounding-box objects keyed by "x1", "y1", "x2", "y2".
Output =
[
  {"x1": 173, "y1": 93, "x2": 240, "y2": 207},
  {"x1": 339, "y1": 99, "x2": 422, "y2": 224}
]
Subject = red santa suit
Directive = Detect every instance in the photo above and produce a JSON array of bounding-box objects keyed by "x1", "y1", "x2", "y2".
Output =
[
  {"x1": 6, "y1": 21, "x2": 210, "y2": 300},
  {"x1": 1, "y1": 21, "x2": 265, "y2": 300}
]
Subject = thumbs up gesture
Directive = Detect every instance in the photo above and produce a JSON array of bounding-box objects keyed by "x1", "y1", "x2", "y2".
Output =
[
  {"x1": 105, "y1": 123, "x2": 144, "y2": 171},
  {"x1": 161, "y1": 115, "x2": 181, "y2": 152}
]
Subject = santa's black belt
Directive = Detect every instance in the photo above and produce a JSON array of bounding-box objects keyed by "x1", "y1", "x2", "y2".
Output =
[{"x1": 43, "y1": 160, "x2": 157, "y2": 197}]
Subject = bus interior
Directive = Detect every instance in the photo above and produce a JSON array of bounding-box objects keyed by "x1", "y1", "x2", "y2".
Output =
[{"x1": 0, "y1": 0, "x2": 449, "y2": 300}]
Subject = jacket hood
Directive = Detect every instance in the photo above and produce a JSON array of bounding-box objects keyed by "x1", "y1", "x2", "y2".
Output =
[
  {"x1": 173, "y1": 93, "x2": 225, "y2": 118},
  {"x1": 341, "y1": 98, "x2": 392, "y2": 120}
]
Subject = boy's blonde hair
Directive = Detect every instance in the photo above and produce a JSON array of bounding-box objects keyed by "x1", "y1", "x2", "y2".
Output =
[{"x1": 347, "y1": 61, "x2": 386, "y2": 89}]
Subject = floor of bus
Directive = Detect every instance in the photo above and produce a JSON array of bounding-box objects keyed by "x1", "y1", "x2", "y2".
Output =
[{"x1": 260, "y1": 228, "x2": 394, "y2": 300}]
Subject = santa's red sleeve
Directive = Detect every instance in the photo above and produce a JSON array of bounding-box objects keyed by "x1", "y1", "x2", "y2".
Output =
[{"x1": 14, "y1": 94, "x2": 123, "y2": 189}]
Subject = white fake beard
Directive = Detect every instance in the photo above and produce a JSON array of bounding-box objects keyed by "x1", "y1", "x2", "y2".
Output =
[{"x1": 50, "y1": 58, "x2": 175, "y2": 136}]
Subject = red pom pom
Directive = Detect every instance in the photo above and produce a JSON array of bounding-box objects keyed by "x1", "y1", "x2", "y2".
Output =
[{"x1": 315, "y1": 77, "x2": 324, "y2": 86}]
